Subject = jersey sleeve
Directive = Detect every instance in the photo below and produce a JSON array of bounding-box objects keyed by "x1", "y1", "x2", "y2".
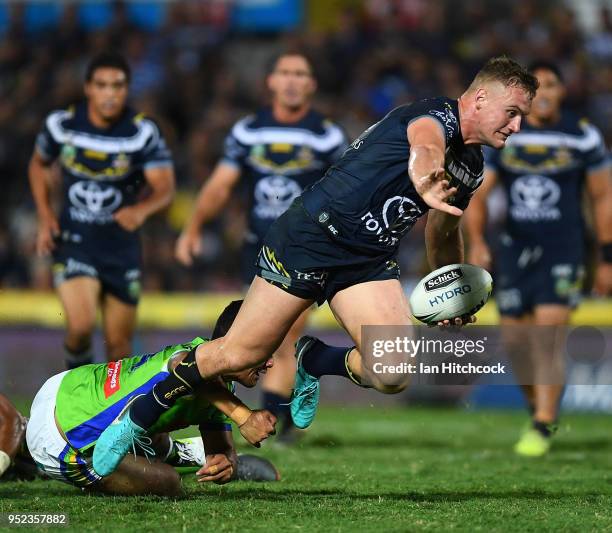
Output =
[
  {"x1": 415, "y1": 99, "x2": 461, "y2": 146},
  {"x1": 35, "y1": 113, "x2": 63, "y2": 162},
  {"x1": 140, "y1": 118, "x2": 173, "y2": 170},
  {"x1": 581, "y1": 120, "x2": 610, "y2": 173},
  {"x1": 220, "y1": 118, "x2": 250, "y2": 169}
]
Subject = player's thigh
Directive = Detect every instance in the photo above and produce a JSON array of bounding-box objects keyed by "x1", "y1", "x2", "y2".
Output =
[
  {"x1": 261, "y1": 308, "x2": 311, "y2": 392},
  {"x1": 275, "y1": 307, "x2": 310, "y2": 359},
  {"x1": 329, "y1": 279, "x2": 411, "y2": 350},
  {"x1": 533, "y1": 304, "x2": 571, "y2": 326},
  {"x1": 56, "y1": 277, "x2": 101, "y2": 333},
  {"x1": 101, "y1": 293, "x2": 137, "y2": 356},
  {"x1": 95, "y1": 455, "x2": 182, "y2": 497},
  {"x1": 224, "y1": 277, "x2": 313, "y2": 358}
]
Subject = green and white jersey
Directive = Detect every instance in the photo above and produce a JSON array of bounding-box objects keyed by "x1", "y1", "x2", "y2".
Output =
[{"x1": 55, "y1": 338, "x2": 232, "y2": 454}]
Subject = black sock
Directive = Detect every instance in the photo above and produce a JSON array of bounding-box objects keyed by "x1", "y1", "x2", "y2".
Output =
[
  {"x1": 130, "y1": 347, "x2": 203, "y2": 430},
  {"x1": 302, "y1": 339, "x2": 353, "y2": 381},
  {"x1": 262, "y1": 391, "x2": 292, "y2": 430},
  {"x1": 64, "y1": 344, "x2": 93, "y2": 369},
  {"x1": 533, "y1": 420, "x2": 557, "y2": 438}
]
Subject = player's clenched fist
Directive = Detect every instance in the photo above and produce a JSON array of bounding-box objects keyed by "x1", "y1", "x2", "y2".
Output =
[
  {"x1": 196, "y1": 453, "x2": 236, "y2": 485},
  {"x1": 113, "y1": 205, "x2": 146, "y2": 231},
  {"x1": 238, "y1": 409, "x2": 277, "y2": 447}
]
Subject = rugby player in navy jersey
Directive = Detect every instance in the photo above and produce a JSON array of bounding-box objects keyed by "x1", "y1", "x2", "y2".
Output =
[
  {"x1": 175, "y1": 51, "x2": 348, "y2": 442},
  {"x1": 94, "y1": 57, "x2": 538, "y2": 476},
  {"x1": 29, "y1": 52, "x2": 175, "y2": 368},
  {"x1": 466, "y1": 61, "x2": 612, "y2": 456}
]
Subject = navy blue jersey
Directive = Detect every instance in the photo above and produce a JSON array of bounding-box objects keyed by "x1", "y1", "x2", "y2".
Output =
[
  {"x1": 221, "y1": 108, "x2": 348, "y2": 242},
  {"x1": 301, "y1": 98, "x2": 484, "y2": 255},
  {"x1": 36, "y1": 103, "x2": 172, "y2": 254},
  {"x1": 485, "y1": 112, "x2": 609, "y2": 249}
]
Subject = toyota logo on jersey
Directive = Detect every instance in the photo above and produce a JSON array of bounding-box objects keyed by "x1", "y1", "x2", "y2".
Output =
[{"x1": 68, "y1": 181, "x2": 122, "y2": 224}]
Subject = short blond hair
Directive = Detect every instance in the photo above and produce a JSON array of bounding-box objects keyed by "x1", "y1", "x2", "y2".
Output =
[{"x1": 468, "y1": 56, "x2": 539, "y2": 99}]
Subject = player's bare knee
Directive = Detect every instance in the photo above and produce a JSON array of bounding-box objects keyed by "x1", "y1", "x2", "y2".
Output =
[
  {"x1": 369, "y1": 373, "x2": 410, "y2": 394},
  {"x1": 374, "y1": 381, "x2": 409, "y2": 395},
  {"x1": 105, "y1": 337, "x2": 131, "y2": 360},
  {"x1": 226, "y1": 348, "x2": 266, "y2": 372},
  {"x1": 65, "y1": 331, "x2": 92, "y2": 352},
  {"x1": 205, "y1": 337, "x2": 267, "y2": 373}
]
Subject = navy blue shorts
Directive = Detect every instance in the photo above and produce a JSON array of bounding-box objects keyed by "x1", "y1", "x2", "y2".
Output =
[
  {"x1": 495, "y1": 236, "x2": 585, "y2": 316},
  {"x1": 256, "y1": 199, "x2": 400, "y2": 306},
  {"x1": 52, "y1": 243, "x2": 141, "y2": 305}
]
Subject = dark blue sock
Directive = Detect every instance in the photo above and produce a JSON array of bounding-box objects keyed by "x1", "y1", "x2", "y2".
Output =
[
  {"x1": 262, "y1": 391, "x2": 290, "y2": 417},
  {"x1": 262, "y1": 391, "x2": 292, "y2": 427},
  {"x1": 301, "y1": 340, "x2": 352, "y2": 380}
]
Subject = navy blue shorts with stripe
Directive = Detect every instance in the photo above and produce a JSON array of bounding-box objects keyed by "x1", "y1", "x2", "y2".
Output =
[{"x1": 256, "y1": 198, "x2": 400, "y2": 306}]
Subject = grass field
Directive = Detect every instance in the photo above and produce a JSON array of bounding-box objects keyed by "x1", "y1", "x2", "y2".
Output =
[{"x1": 1, "y1": 406, "x2": 612, "y2": 532}]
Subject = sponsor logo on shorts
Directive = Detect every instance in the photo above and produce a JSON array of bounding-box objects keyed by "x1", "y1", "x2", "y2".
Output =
[
  {"x1": 425, "y1": 268, "x2": 463, "y2": 292},
  {"x1": 104, "y1": 361, "x2": 122, "y2": 398},
  {"x1": 54, "y1": 258, "x2": 98, "y2": 286},
  {"x1": 295, "y1": 269, "x2": 328, "y2": 288}
]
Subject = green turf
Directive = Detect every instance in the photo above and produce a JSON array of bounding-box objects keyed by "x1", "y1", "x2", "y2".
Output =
[{"x1": 2, "y1": 406, "x2": 612, "y2": 532}]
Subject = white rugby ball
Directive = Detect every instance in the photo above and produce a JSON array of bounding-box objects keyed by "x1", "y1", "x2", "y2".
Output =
[{"x1": 409, "y1": 263, "x2": 493, "y2": 324}]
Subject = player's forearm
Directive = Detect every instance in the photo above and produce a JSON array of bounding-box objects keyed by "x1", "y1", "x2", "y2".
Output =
[
  {"x1": 425, "y1": 213, "x2": 464, "y2": 269},
  {"x1": 463, "y1": 198, "x2": 488, "y2": 245},
  {"x1": 201, "y1": 381, "x2": 252, "y2": 426},
  {"x1": 592, "y1": 193, "x2": 612, "y2": 245},
  {"x1": 135, "y1": 177, "x2": 175, "y2": 219},
  {"x1": 28, "y1": 158, "x2": 55, "y2": 220},
  {"x1": 199, "y1": 428, "x2": 234, "y2": 457},
  {"x1": 184, "y1": 182, "x2": 233, "y2": 235},
  {"x1": 408, "y1": 144, "x2": 445, "y2": 187}
]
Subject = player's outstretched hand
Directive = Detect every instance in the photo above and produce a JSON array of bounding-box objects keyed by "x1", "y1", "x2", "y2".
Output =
[
  {"x1": 36, "y1": 214, "x2": 60, "y2": 256},
  {"x1": 175, "y1": 231, "x2": 202, "y2": 267},
  {"x1": 196, "y1": 453, "x2": 235, "y2": 485},
  {"x1": 113, "y1": 206, "x2": 146, "y2": 232},
  {"x1": 238, "y1": 409, "x2": 277, "y2": 448},
  {"x1": 413, "y1": 168, "x2": 463, "y2": 217}
]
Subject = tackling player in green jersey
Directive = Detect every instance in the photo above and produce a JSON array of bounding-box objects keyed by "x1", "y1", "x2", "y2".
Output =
[{"x1": 26, "y1": 300, "x2": 278, "y2": 496}]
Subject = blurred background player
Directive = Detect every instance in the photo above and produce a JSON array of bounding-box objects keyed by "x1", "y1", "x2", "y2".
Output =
[
  {"x1": 466, "y1": 61, "x2": 612, "y2": 456},
  {"x1": 175, "y1": 51, "x2": 348, "y2": 442},
  {"x1": 26, "y1": 300, "x2": 278, "y2": 496},
  {"x1": 28, "y1": 52, "x2": 176, "y2": 368}
]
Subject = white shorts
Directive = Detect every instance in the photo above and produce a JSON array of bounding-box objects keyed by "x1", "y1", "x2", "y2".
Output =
[{"x1": 26, "y1": 371, "x2": 101, "y2": 487}]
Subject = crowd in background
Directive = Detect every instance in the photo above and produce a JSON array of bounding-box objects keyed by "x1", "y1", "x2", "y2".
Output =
[{"x1": 1, "y1": 0, "x2": 610, "y2": 293}]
